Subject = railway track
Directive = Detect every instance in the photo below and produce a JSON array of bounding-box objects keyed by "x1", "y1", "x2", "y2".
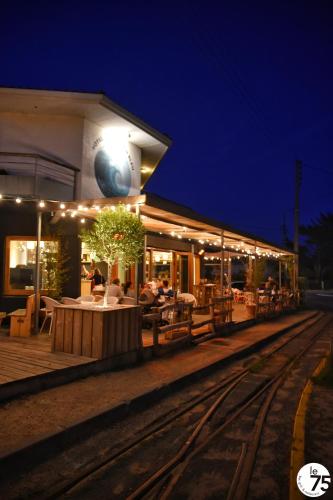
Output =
[{"x1": 0, "y1": 312, "x2": 330, "y2": 499}]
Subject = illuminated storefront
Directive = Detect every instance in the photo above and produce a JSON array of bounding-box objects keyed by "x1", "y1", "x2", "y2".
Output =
[{"x1": 0, "y1": 87, "x2": 295, "y2": 313}]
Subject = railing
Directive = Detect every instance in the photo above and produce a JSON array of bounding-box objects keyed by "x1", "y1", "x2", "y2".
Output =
[
  {"x1": 144, "y1": 296, "x2": 233, "y2": 348},
  {"x1": 0, "y1": 152, "x2": 80, "y2": 198}
]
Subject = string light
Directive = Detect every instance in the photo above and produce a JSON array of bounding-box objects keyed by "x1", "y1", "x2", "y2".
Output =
[
  {"x1": 80, "y1": 218, "x2": 85, "y2": 224},
  {"x1": 39, "y1": 200, "x2": 45, "y2": 208},
  {"x1": 60, "y1": 203, "x2": 66, "y2": 209},
  {"x1": 15, "y1": 197, "x2": 22, "y2": 204},
  {"x1": 61, "y1": 212, "x2": 66, "y2": 217}
]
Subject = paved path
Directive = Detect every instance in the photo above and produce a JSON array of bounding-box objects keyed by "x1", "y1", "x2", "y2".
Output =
[{"x1": 0, "y1": 310, "x2": 317, "y2": 459}]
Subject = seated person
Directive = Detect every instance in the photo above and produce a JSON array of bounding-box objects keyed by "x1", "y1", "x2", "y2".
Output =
[
  {"x1": 123, "y1": 280, "x2": 135, "y2": 298},
  {"x1": 139, "y1": 283, "x2": 159, "y2": 313},
  {"x1": 108, "y1": 278, "x2": 123, "y2": 299},
  {"x1": 157, "y1": 279, "x2": 174, "y2": 298}
]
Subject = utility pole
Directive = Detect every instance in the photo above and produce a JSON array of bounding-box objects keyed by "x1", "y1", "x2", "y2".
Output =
[{"x1": 294, "y1": 160, "x2": 302, "y2": 289}]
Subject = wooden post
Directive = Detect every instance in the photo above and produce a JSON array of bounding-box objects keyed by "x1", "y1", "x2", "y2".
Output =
[
  {"x1": 34, "y1": 209, "x2": 42, "y2": 334},
  {"x1": 135, "y1": 203, "x2": 144, "y2": 301},
  {"x1": 228, "y1": 251, "x2": 231, "y2": 289},
  {"x1": 220, "y1": 230, "x2": 224, "y2": 295},
  {"x1": 279, "y1": 260, "x2": 282, "y2": 289}
]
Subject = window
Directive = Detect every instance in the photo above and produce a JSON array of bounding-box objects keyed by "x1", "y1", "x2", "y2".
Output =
[
  {"x1": 5, "y1": 237, "x2": 58, "y2": 295},
  {"x1": 152, "y1": 250, "x2": 173, "y2": 281}
]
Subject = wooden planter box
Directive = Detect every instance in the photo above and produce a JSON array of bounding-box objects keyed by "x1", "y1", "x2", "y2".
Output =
[{"x1": 52, "y1": 304, "x2": 141, "y2": 359}]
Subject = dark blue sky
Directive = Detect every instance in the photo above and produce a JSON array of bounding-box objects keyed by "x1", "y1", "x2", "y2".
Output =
[{"x1": 2, "y1": 1, "x2": 333, "y2": 245}]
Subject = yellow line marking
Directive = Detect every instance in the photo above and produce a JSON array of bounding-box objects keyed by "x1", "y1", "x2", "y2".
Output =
[{"x1": 290, "y1": 343, "x2": 331, "y2": 500}]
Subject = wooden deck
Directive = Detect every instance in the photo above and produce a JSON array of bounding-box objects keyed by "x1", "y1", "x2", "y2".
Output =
[{"x1": 0, "y1": 333, "x2": 96, "y2": 402}]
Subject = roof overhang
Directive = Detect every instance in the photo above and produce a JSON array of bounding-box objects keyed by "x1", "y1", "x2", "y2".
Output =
[
  {"x1": 0, "y1": 87, "x2": 171, "y2": 188},
  {"x1": 52, "y1": 193, "x2": 294, "y2": 258}
]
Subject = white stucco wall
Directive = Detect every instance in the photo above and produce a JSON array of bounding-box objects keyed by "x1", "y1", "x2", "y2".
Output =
[{"x1": 0, "y1": 112, "x2": 84, "y2": 168}]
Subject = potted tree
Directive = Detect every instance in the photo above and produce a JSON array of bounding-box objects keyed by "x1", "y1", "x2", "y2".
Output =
[{"x1": 81, "y1": 205, "x2": 145, "y2": 306}]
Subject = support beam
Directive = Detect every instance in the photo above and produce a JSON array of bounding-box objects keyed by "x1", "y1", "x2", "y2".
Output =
[
  {"x1": 34, "y1": 210, "x2": 42, "y2": 334},
  {"x1": 220, "y1": 230, "x2": 224, "y2": 295}
]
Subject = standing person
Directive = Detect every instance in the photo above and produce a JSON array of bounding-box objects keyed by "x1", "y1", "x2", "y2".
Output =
[
  {"x1": 91, "y1": 268, "x2": 105, "y2": 287},
  {"x1": 108, "y1": 278, "x2": 123, "y2": 299}
]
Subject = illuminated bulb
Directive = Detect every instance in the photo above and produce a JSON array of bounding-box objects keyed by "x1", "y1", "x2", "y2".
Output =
[
  {"x1": 80, "y1": 218, "x2": 85, "y2": 224},
  {"x1": 111, "y1": 206, "x2": 116, "y2": 211},
  {"x1": 171, "y1": 231, "x2": 175, "y2": 237},
  {"x1": 83, "y1": 207, "x2": 88, "y2": 212},
  {"x1": 0, "y1": 194, "x2": 2, "y2": 199},
  {"x1": 78, "y1": 205, "x2": 83, "y2": 210},
  {"x1": 39, "y1": 200, "x2": 45, "y2": 208},
  {"x1": 15, "y1": 197, "x2": 22, "y2": 204},
  {"x1": 60, "y1": 203, "x2": 65, "y2": 209},
  {"x1": 61, "y1": 212, "x2": 66, "y2": 217},
  {"x1": 177, "y1": 235, "x2": 182, "y2": 239},
  {"x1": 159, "y1": 232, "x2": 163, "y2": 235},
  {"x1": 126, "y1": 204, "x2": 131, "y2": 211},
  {"x1": 94, "y1": 205, "x2": 100, "y2": 211},
  {"x1": 70, "y1": 211, "x2": 76, "y2": 218}
]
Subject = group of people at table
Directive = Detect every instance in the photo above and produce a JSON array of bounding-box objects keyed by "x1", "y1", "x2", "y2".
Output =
[{"x1": 82, "y1": 263, "x2": 173, "y2": 308}]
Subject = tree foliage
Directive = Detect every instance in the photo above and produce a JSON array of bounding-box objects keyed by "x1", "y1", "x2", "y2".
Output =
[
  {"x1": 300, "y1": 212, "x2": 333, "y2": 287},
  {"x1": 80, "y1": 205, "x2": 145, "y2": 278}
]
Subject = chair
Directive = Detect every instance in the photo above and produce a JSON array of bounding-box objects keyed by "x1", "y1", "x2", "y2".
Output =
[
  {"x1": 177, "y1": 293, "x2": 197, "y2": 307},
  {"x1": 93, "y1": 295, "x2": 104, "y2": 303},
  {"x1": 62, "y1": 297, "x2": 81, "y2": 305},
  {"x1": 76, "y1": 295, "x2": 94, "y2": 302},
  {"x1": 122, "y1": 296, "x2": 137, "y2": 305},
  {"x1": 9, "y1": 294, "x2": 35, "y2": 337},
  {"x1": 106, "y1": 296, "x2": 119, "y2": 306},
  {"x1": 40, "y1": 296, "x2": 61, "y2": 335}
]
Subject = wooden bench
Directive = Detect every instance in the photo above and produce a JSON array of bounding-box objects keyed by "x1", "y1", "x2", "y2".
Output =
[{"x1": 8, "y1": 294, "x2": 35, "y2": 337}]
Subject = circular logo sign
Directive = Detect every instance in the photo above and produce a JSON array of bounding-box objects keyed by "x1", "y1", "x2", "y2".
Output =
[
  {"x1": 94, "y1": 149, "x2": 131, "y2": 198},
  {"x1": 297, "y1": 463, "x2": 331, "y2": 497}
]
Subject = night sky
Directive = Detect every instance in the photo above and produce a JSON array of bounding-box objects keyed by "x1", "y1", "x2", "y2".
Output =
[{"x1": 2, "y1": 1, "x2": 333, "y2": 246}]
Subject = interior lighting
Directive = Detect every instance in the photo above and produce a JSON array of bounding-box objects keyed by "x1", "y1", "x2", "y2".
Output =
[
  {"x1": 60, "y1": 203, "x2": 66, "y2": 209},
  {"x1": 198, "y1": 249, "x2": 204, "y2": 255},
  {"x1": 61, "y1": 212, "x2": 66, "y2": 217},
  {"x1": 15, "y1": 197, "x2": 22, "y2": 204},
  {"x1": 199, "y1": 240, "x2": 204, "y2": 244},
  {"x1": 0, "y1": 194, "x2": 2, "y2": 199},
  {"x1": 171, "y1": 231, "x2": 175, "y2": 237},
  {"x1": 177, "y1": 235, "x2": 182, "y2": 239},
  {"x1": 39, "y1": 200, "x2": 45, "y2": 208},
  {"x1": 80, "y1": 218, "x2": 85, "y2": 224}
]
